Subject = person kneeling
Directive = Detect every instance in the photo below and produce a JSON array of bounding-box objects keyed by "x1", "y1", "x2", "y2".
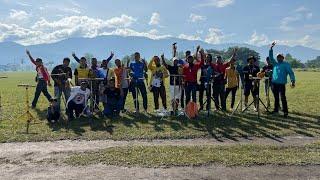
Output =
[
  {"x1": 66, "y1": 82, "x2": 91, "y2": 120},
  {"x1": 103, "y1": 79, "x2": 122, "y2": 118}
]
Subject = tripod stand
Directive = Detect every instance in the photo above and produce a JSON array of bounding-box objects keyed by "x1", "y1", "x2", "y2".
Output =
[
  {"x1": 241, "y1": 77, "x2": 269, "y2": 118},
  {"x1": 17, "y1": 84, "x2": 36, "y2": 134},
  {"x1": 168, "y1": 75, "x2": 185, "y2": 117}
]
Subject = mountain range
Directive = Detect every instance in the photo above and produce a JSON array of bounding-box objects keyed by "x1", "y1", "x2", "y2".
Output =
[{"x1": 0, "y1": 35, "x2": 319, "y2": 65}]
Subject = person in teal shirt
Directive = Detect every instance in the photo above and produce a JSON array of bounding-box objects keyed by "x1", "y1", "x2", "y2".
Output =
[{"x1": 269, "y1": 42, "x2": 296, "y2": 118}]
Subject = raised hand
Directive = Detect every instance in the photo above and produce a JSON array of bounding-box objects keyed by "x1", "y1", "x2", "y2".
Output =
[
  {"x1": 161, "y1": 53, "x2": 165, "y2": 60},
  {"x1": 26, "y1": 49, "x2": 31, "y2": 55},
  {"x1": 196, "y1": 45, "x2": 201, "y2": 52},
  {"x1": 233, "y1": 47, "x2": 238, "y2": 54},
  {"x1": 72, "y1": 52, "x2": 76, "y2": 57},
  {"x1": 271, "y1": 41, "x2": 276, "y2": 49},
  {"x1": 110, "y1": 51, "x2": 114, "y2": 57}
]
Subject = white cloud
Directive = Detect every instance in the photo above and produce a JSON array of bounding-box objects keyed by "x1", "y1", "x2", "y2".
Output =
[
  {"x1": 205, "y1": 27, "x2": 233, "y2": 44},
  {"x1": 102, "y1": 28, "x2": 171, "y2": 40},
  {"x1": 178, "y1": 34, "x2": 201, "y2": 41},
  {"x1": 197, "y1": 0, "x2": 234, "y2": 8},
  {"x1": 280, "y1": 6, "x2": 313, "y2": 31},
  {"x1": 189, "y1": 13, "x2": 206, "y2": 22},
  {"x1": 294, "y1": 6, "x2": 308, "y2": 13},
  {"x1": 9, "y1": 9, "x2": 30, "y2": 21},
  {"x1": 149, "y1": 12, "x2": 160, "y2": 25},
  {"x1": 247, "y1": 31, "x2": 269, "y2": 46}
]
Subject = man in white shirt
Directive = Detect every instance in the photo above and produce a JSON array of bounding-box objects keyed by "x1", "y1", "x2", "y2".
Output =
[{"x1": 67, "y1": 81, "x2": 91, "y2": 120}]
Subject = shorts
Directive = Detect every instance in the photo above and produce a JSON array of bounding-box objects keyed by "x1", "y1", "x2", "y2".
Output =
[
  {"x1": 244, "y1": 82, "x2": 259, "y2": 97},
  {"x1": 170, "y1": 85, "x2": 181, "y2": 100}
]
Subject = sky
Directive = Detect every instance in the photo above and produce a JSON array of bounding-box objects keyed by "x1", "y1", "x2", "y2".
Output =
[{"x1": 0, "y1": 0, "x2": 319, "y2": 49}]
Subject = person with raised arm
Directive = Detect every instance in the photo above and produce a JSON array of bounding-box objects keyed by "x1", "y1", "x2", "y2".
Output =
[
  {"x1": 162, "y1": 48, "x2": 183, "y2": 115},
  {"x1": 212, "y1": 48, "x2": 237, "y2": 111},
  {"x1": 183, "y1": 48, "x2": 205, "y2": 105},
  {"x1": 128, "y1": 52, "x2": 148, "y2": 113},
  {"x1": 148, "y1": 55, "x2": 169, "y2": 112},
  {"x1": 26, "y1": 49, "x2": 52, "y2": 108},
  {"x1": 269, "y1": 42, "x2": 295, "y2": 118},
  {"x1": 225, "y1": 57, "x2": 240, "y2": 111},
  {"x1": 72, "y1": 52, "x2": 90, "y2": 86}
]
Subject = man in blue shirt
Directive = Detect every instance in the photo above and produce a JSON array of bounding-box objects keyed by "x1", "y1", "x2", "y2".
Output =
[
  {"x1": 129, "y1": 52, "x2": 148, "y2": 112},
  {"x1": 269, "y1": 42, "x2": 296, "y2": 118}
]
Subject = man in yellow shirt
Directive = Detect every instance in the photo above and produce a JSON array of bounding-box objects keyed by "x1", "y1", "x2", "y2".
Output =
[
  {"x1": 225, "y1": 60, "x2": 239, "y2": 111},
  {"x1": 148, "y1": 56, "x2": 169, "y2": 111}
]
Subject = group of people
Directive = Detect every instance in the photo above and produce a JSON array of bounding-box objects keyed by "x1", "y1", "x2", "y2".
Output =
[{"x1": 26, "y1": 41, "x2": 296, "y2": 123}]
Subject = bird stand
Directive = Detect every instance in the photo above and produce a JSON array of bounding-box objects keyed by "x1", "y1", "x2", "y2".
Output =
[{"x1": 17, "y1": 84, "x2": 36, "y2": 134}]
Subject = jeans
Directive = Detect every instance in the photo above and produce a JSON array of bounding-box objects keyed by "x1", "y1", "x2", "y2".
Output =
[
  {"x1": 104, "y1": 100, "x2": 122, "y2": 117},
  {"x1": 199, "y1": 82, "x2": 212, "y2": 110},
  {"x1": 225, "y1": 87, "x2": 237, "y2": 109},
  {"x1": 152, "y1": 85, "x2": 167, "y2": 110},
  {"x1": 272, "y1": 83, "x2": 288, "y2": 114},
  {"x1": 185, "y1": 82, "x2": 197, "y2": 106},
  {"x1": 54, "y1": 86, "x2": 71, "y2": 110},
  {"x1": 121, "y1": 88, "x2": 129, "y2": 110},
  {"x1": 67, "y1": 101, "x2": 85, "y2": 119},
  {"x1": 130, "y1": 81, "x2": 148, "y2": 111},
  {"x1": 32, "y1": 79, "x2": 52, "y2": 107},
  {"x1": 212, "y1": 83, "x2": 226, "y2": 111}
]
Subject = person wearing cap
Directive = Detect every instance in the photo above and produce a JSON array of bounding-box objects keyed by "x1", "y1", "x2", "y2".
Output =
[
  {"x1": 128, "y1": 52, "x2": 148, "y2": 112},
  {"x1": 47, "y1": 98, "x2": 60, "y2": 124},
  {"x1": 26, "y1": 49, "x2": 52, "y2": 108},
  {"x1": 51, "y1": 58, "x2": 73, "y2": 111},
  {"x1": 269, "y1": 42, "x2": 295, "y2": 118},
  {"x1": 182, "y1": 49, "x2": 205, "y2": 106},
  {"x1": 66, "y1": 81, "x2": 91, "y2": 120},
  {"x1": 261, "y1": 57, "x2": 274, "y2": 108},
  {"x1": 212, "y1": 48, "x2": 237, "y2": 111},
  {"x1": 242, "y1": 55, "x2": 260, "y2": 111},
  {"x1": 148, "y1": 55, "x2": 169, "y2": 112}
]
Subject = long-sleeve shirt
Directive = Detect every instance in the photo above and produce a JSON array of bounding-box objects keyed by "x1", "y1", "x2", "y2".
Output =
[
  {"x1": 183, "y1": 59, "x2": 204, "y2": 83},
  {"x1": 269, "y1": 49, "x2": 295, "y2": 84}
]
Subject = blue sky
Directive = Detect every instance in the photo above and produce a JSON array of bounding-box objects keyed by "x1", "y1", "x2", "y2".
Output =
[{"x1": 0, "y1": 0, "x2": 319, "y2": 49}]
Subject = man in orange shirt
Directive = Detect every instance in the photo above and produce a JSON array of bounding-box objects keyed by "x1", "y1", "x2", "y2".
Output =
[{"x1": 113, "y1": 59, "x2": 130, "y2": 112}]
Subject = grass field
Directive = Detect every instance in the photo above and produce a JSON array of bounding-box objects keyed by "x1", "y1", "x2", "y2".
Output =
[
  {"x1": 0, "y1": 71, "x2": 319, "y2": 143},
  {"x1": 65, "y1": 142, "x2": 320, "y2": 167}
]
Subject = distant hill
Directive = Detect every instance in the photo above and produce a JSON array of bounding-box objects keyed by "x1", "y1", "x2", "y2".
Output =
[{"x1": 0, "y1": 35, "x2": 319, "y2": 65}]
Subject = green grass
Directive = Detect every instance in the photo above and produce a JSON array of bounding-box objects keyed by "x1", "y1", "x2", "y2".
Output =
[
  {"x1": 0, "y1": 71, "x2": 319, "y2": 143},
  {"x1": 64, "y1": 143, "x2": 320, "y2": 167}
]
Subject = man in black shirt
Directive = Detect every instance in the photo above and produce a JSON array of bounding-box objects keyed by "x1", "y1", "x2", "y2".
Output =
[
  {"x1": 162, "y1": 54, "x2": 183, "y2": 114},
  {"x1": 51, "y1": 58, "x2": 73, "y2": 110},
  {"x1": 103, "y1": 79, "x2": 122, "y2": 117},
  {"x1": 243, "y1": 56, "x2": 260, "y2": 111},
  {"x1": 261, "y1": 57, "x2": 274, "y2": 107}
]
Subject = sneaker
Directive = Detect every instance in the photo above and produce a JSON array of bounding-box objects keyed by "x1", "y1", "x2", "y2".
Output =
[
  {"x1": 284, "y1": 113, "x2": 289, "y2": 118},
  {"x1": 253, "y1": 107, "x2": 258, "y2": 112},
  {"x1": 199, "y1": 106, "x2": 204, "y2": 111}
]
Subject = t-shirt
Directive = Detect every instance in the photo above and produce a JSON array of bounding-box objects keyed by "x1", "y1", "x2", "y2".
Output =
[
  {"x1": 51, "y1": 64, "x2": 72, "y2": 87},
  {"x1": 262, "y1": 64, "x2": 273, "y2": 79},
  {"x1": 243, "y1": 65, "x2": 260, "y2": 84},
  {"x1": 166, "y1": 65, "x2": 182, "y2": 86},
  {"x1": 104, "y1": 88, "x2": 121, "y2": 105},
  {"x1": 212, "y1": 62, "x2": 229, "y2": 84},
  {"x1": 73, "y1": 92, "x2": 86, "y2": 104},
  {"x1": 200, "y1": 64, "x2": 212, "y2": 83},
  {"x1": 113, "y1": 67, "x2": 129, "y2": 89},
  {"x1": 183, "y1": 60, "x2": 204, "y2": 83},
  {"x1": 130, "y1": 61, "x2": 145, "y2": 83}
]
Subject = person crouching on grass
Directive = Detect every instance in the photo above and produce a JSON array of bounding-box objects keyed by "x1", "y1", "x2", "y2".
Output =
[
  {"x1": 26, "y1": 49, "x2": 52, "y2": 108},
  {"x1": 148, "y1": 55, "x2": 169, "y2": 113},
  {"x1": 47, "y1": 98, "x2": 60, "y2": 124},
  {"x1": 103, "y1": 78, "x2": 122, "y2": 117},
  {"x1": 269, "y1": 42, "x2": 296, "y2": 118},
  {"x1": 66, "y1": 81, "x2": 91, "y2": 121}
]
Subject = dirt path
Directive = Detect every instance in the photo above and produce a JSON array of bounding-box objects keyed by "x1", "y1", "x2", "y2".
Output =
[{"x1": 0, "y1": 136, "x2": 319, "y2": 180}]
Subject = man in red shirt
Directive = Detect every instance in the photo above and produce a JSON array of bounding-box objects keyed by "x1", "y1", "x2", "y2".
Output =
[{"x1": 183, "y1": 50, "x2": 204, "y2": 106}]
